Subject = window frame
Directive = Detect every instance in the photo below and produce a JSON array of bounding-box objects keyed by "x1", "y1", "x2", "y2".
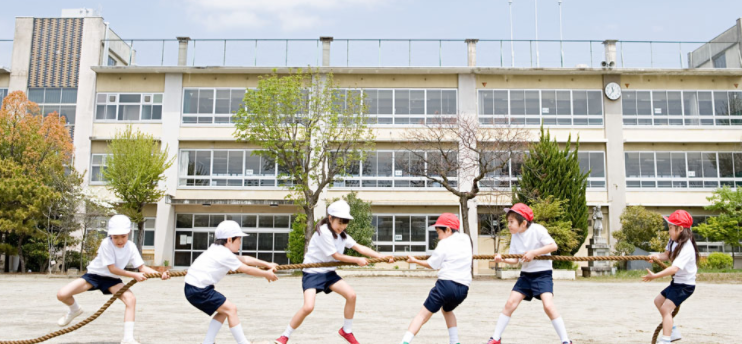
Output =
[
  {"x1": 181, "y1": 88, "x2": 247, "y2": 125},
  {"x1": 95, "y1": 92, "x2": 164, "y2": 123},
  {"x1": 478, "y1": 89, "x2": 604, "y2": 127},
  {"x1": 622, "y1": 89, "x2": 742, "y2": 127},
  {"x1": 625, "y1": 151, "x2": 741, "y2": 190}
]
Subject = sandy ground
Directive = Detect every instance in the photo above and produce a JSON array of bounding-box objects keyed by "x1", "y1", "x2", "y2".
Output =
[{"x1": 0, "y1": 274, "x2": 738, "y2": 344}]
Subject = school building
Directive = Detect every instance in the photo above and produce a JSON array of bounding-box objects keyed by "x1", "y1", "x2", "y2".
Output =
[{"x1": 2, "y1": 10, "x2": 741, "y2": 272}]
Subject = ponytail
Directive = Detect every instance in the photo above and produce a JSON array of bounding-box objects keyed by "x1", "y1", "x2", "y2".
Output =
[{"x1": 670, "y1": 227, "x2": 700, "y2": 266}]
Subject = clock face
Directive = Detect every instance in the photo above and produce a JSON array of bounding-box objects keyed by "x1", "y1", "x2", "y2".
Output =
[{"x1": 605, "y1": 82, "x2": 621, "y2": 100}]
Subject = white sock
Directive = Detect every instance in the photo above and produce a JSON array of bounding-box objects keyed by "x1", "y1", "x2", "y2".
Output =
[
  {"x1": 660, "y1": 335, "x2": 672, "y2": 343},
  {"x1": 230, "y1": 324, "x2": 250, "y2": 344},
  {"x1": 202, "y1": 319, "x2": 223, "y2": 344},
  {"x1": 448, "y1": 327, "x2": 459, "y2": 344},
  {"x1": 492, "y1": 313, "x2": 510, "y2": 340},
  {"x1": 68, "y1": 300, "x2": 80, "y2": 313},
  {"x1": 282, "y1": 324, "x2": 295, "y2": 338},
  {"x1": 551, "y1": 317, "x2": 569, "y2": 342},
  {"x1": 343, "y1": 318, "x2": 353, "y2": 333},
  {"x1": 123, "y1": 322, "x2": 135, "y2": 341},
  {"x1": 402, "y1": 331, "x2": 414, "y2": 343}
]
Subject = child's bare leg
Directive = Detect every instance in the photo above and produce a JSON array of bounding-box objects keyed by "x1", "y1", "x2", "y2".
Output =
[
  {"x1": 660, "y1": 299, "x2": 677, "y2": 337},
  {"x1": 56, "y1": 278, "x2": 92, "y2": 306},
  {"x1": 109, "y1": 283, "x2": 136, "y2": 322},
  {"x1": 213, "y1": 311, "x2": 227, "y2": 324},
  {"x1": 329, "y1": 280, "x2": 357, "y2": 320},
  {"x1": 540, "y1": 293, "x2": 560, "y2": 320},
  {"x1": 654, "y1": 294, "x2": 666, "y2": 312},
  {"x1": 289, "y1": 289, "x2": 317, "y2": 329},
  {"x1": 215, "y1": 300, "x2": 240, "y2": 328},
  {"x1": 441, "y1": 310, "x2": 457, "y2": 328},
  {"x1": 501, "y1": 291, "x2": 526, "y2": 316},
  {"x1": 406, "y1": 307, "x2": 434, "y2": 335}
]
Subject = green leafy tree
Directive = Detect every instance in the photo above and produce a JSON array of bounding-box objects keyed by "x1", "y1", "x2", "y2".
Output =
[
  {"x1": 287, "y1": 213, "x2": 307, "y2": 264},
  {"x1": 531, "y1": 196, "x2": 579, "y2": 259},
  {"x1": 332, "y1": 192, "x2": 374, "y2": 257},
  {"x1": 695, "y1": 186, "x2": 742, "y2": 260},
  {"x1": 234, "y1": 69, "x2": 374, "y2": 250},
  {"x1": 104, "y1": 125, "x2": 174, "y2": 253},
  {"x1": 613, "y1": 206, "x2": 668, "y2": 259},
  {"x1": 514, "y1": 126, "x2": 589, "y2": 256}
]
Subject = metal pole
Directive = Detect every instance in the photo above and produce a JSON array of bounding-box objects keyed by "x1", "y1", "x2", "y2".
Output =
[
  {"x1": 129, "y1": 40, "x2": 134, "y2": 66},
  {"x1": 347, "y1": 40, "x2": 350, "y2": 67},
  {"x1": 285, "y1": 40, "x2": 289, "y2": 66},
  {"x1": 161, "y1": 40, "x2": 165, "y2": 66},
  {"x1": 439, "y1": 40, "x2": 442, "y2": 66},
  {"x1": 650, "y1": 41, "x2": 653, "y2": 68},
  {"x1": 535, "y1": 0, "x2": 540, "y2": 67},
  {"x1": 679, "y1": 42, "x2": 683, "y2": 68},
  {"x1": 379, "y1": 39, "x2": 382, "y2": 66},
  {"x1": 559, "y1": 0, "x2": 564, "y2": 68},
  {"x1": 254, "y1": 40, "x2": 257, "y2": 66},
  {"x1": 509, "y1": 0, "x2": 514, "y2": 67},
  {"x1": 621, "y1": 41, "x2": 625, "y2": 67},
  {"x1": 530, "y1": 40, "x2": 533, "y2": 67},
  {"x1": 409, "y1": 40, "x2": 411, "y2": 66},
  {"x1": 589, "y1": 41, "x2": 593, "y2": 68},
  {"x1": 500, "y1": 40, "x2": 504, "y2": 67},
  {"x1": 223, "y1": 40, "x2": 227, "y2": 66},
  {"x1": 192, "y1": 40, "x2": 196, "y2": 66}
]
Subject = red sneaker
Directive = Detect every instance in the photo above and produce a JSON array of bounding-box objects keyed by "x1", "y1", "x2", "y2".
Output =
[
  {"x1": 486, "y1": 338, "x2": 501, "y2": 344},
  {"x1": 338, "y1": 328, "x2": 360, "y2": 344},
  {"x1": 274, "y1": 335, "x2": 289, "y2": 344}
]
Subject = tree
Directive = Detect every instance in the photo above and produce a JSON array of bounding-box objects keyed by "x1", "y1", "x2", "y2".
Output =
[
  {"x1": 234, "y1": 69, "x2": 374, "y2": 249},
  {"x1": 531, "y1": 196, "x2": 580, "y2": 258},
  {"x1": 513, "y1": 126, "x2": 589, "y2": 256},
  {"x1": 78, "y1": 188, "x2": 115, "y2": 270},
  {"x1": 0, "y1": 91, "x2": 72, "y2": 272},
  {"x1": 40, "y1": 170, "x2": 84, "y2": 273},
  {"x1": 613, "y1": 206, "x2": 668, "y2": 259},
  {"x1": 332, "y1": 192, "x2": 374, "y2": 257},
  {"x1": 103, "y1": 125, "x2": 174, "y2": 253},
  {"x1": 287, "y1": 213, "x2": 307, "y2": 264},
  {"x1": 401, "y1": 113, "x2": 527, "y2": 235},
  {"x1": 695, "y1": 187, "x2": 742, "y2": 260}
]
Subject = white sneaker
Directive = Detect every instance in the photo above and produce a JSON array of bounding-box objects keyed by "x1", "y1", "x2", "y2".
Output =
[
  {"x1": 120, "y1": 340, "x2": 140, "y2": 344},
  {"x1": 57, "y1": 308, "x2": 83, "y2": 327},
  {"x1": 671, "y1": 326, "x2": 682, "y2": 341}
]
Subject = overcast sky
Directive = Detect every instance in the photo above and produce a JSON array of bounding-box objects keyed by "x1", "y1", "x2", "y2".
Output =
[{"x1": 1, "y1": 0, "x2": 741, "y2": 41}]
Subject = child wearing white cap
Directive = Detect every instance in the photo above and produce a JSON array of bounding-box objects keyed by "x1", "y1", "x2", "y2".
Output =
[
  {"x1": 185, "y1": 220, "x2": 279, "y2": 344},
  {"x1": 55, "y1": 214, "x2": 170, "y2": 344},
  {"x1": 275, "y1": 200, "x2": 394, "y2": 344}
]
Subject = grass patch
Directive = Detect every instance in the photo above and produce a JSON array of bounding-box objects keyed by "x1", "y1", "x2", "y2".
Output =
[{"x1": 578, "y1": 268, "x2": 742, "y2": 283}]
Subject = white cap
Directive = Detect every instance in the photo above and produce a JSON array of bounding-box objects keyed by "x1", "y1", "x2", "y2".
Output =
[
  {"x1": 107, "y1": 215, "x2": 132, "y2": 235},
  {"x1": 327, "y1": 200, "x2": 353, "y2": 220},
  {"x1": 215, "y1": 220, "x2": 248, "y2": 239}
]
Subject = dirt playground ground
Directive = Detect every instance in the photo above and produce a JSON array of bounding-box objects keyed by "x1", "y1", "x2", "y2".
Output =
[{"x1": 0, "y1": 274, "x2": 738, "y2": 344}]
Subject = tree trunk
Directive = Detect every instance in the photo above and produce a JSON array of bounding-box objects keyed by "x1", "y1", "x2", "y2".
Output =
[
  {"x1": 459, "y1": 196, "x2": 471, "y2": 235},
  {"x1": 136, "y1": 220, "x2": 145, "y2": 255},
  {"x1": 17, "y1": 236, "x2": 25, "y2": 273},
  {"x1": 61, "y1": 235, "x2": 68, "y2": 273},
  {"x1": 80, "y1": 226, "x2": 87, "y2": 271},
  {"x1": 304, "y1": 206, "x2": 315, "y2": 254}
]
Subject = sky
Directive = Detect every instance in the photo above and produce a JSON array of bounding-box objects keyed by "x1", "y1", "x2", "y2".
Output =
[{"x1": 1, "y1": 0, "x2": 741, "y2": 41}]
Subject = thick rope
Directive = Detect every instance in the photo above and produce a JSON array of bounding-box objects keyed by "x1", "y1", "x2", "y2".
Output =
[
  {"x1": 651, "y1": 306, "x2": 680, "y2": 344},
  {"x1": 0, "y1": 255, "x2": 667, "y2": 344}
]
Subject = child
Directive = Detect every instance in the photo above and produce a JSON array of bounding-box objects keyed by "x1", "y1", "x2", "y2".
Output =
[
  {"x1": 55, "y1": 214, "x2": 169, "y2": 344},
  {"x1": 643, "y1": 210, "x2": 698, "y2": 344},
  {"x1": 400, "y1": 213, "x2": 472, "y2": 344},
  {"x1": 274, "y1": 200, "x2": 393, "y2": 344},
  {"x1": 486, "y1": 203, "x2": 572, "y2": 344},
  {"x1": 185, "y1": 220, "x2": 279, "y2": 344}
]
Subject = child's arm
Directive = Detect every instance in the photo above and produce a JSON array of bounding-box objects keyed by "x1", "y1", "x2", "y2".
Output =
[
  {"x1": 331, "y1": 252, "x2": 370, "y2": 266},
  {"x1": 407, "y1": 255, "x2": 433, "y2": 269},
  {"x1": 238, "y1": 255, "x2": 279, "y2": 271},
  {"x1": 648, "y1": 250, "x2": 671, "y2": 262},
  {"x1": 642, "y1": 265, "x2": 680, "y2": 282},
  {"x1": 522, "y1": 242, "x2": 558, "y2": 262},
  {"x1": 107, "y1": 265, "x2": 147, "y2": 282},
  {"x1": 493, "y1": 254, "x2": 520, "y2": 265},
  {"x1": 236, "y1": 264, "x2": 278, "y2": 282},
  {"x1": 138, "y1": 265, "x2": 170, "y2": 280},
  {"x1": 352, "y1": 244, "x2": 395, "y2": 263}
]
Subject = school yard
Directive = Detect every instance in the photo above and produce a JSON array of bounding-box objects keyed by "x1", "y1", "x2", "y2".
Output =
[{"x1": 0, "y1": 274, "x2": 738, "y2": 344}]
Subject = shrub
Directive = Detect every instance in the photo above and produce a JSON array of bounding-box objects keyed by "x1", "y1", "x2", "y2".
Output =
[{"x1": 706, "y1": 252, "x2": 733, "y2": 270}]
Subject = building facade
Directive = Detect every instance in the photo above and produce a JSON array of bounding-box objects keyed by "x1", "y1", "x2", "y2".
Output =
[{"x1": 2, "y1": 12, "x2": 741, "y2": 272}]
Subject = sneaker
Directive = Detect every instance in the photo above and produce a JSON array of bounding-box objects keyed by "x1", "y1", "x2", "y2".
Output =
[
  {"x1": 274, "y1": 336, "x2": 289, "y2": 344},
  {"x1": 120, "y1": 340, "x2": 140, "y2": 344},
  {"x1": 658, "y1": 339, "x2": 672, "y2": 344},
  {"x1": 671, "y1": 326, "x2": 682, "y2": 342},
  {"x1": 338, "y1": 328, "x2": 360, "y2": 344},
  {"x1": 562, "y1": 342, "x2": 573, "y2": 344},
  {"x1": 486, "y1": 338, "x2": 501, "y2": 344},
  {"x1": 57, "y1": 308, "x2": 83, "y2": 327}
]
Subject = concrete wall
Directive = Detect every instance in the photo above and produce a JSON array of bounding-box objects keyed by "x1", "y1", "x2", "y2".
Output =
[
  {"x1": 0, "y1": 74, "x2": 9, "y2": 87},
  {"x1": 96, "y1": 73, "x2": 166, "y2": 92},
  {"x1": 334, "y1": 74, "x2": 457, "y2": 88},
  {"x1": 8, "y1": 17, "x2": 33, "y2": 92},
  {"x1": 476, "y1": 74, "x2": 603, "y2": 89}
]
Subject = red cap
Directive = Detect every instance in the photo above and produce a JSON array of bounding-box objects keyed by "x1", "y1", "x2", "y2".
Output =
[
  {"x1": 664, "y1": 210, "x2": 693, "y2": 229},
  {"x1": 504, "y1": 203, "x2": 534, "y2": 222},
  {"x1": 433, "y1": 213, "x2": 460, "y2": 230}
]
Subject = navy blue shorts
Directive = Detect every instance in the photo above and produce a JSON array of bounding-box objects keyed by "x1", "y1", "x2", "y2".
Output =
[
  {"x1": 513, "y1": 270, "x2": 554, "y2": 301},
  {"x1": 423, "y1": 280, "x2": 469, "y2": 313},
  {"x1": 302, "y1": 271, "x2": 343, "y2": 294},
  {"x1": 661, "y1": 281, "x2": 695, "y2": 307},
  {"x1": 184, "y1": 283, "x2": 227, "y2": 316},
  {"x1": 81, "y1": 273, "x2": 123, "y2": 295}
]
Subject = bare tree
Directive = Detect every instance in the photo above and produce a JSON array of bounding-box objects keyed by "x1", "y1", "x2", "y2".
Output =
[{"x1": 401, "y1": 114, "x2": 529, "y2": 234}]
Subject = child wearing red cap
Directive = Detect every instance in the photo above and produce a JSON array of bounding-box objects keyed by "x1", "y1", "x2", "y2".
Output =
[
  {"x1": 486, "y1": 203, "x2": 572, "y2": 344},
  {"x1": 643, "y1": 210, "x2": 699, "y2": 344},
  {"x1": 400, "y1": 213, "x2": 473, "y2": 344}
]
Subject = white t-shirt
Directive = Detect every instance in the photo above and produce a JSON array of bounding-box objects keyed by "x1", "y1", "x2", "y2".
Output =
[
  {"x1": 86, "y1": 238, "x2": 144, "y2": 279},
  {"x1": 184, "y1": 244, "x2": 244, "y2": 288},
  {"x1": 426, "y1": 232, "x2": 473, "y2": 286},
  {"x1": 303, "y1": 224, "x2": 357, "y2": 274},
  {"x1": 666, "y1": 240, "x2": 698, "y2": 285},
  {"x1": 509, "y1": 223, "x2": 556, "y2": 273}
]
